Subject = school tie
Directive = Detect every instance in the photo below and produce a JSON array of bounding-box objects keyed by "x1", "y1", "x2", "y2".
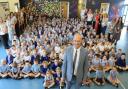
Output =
[{"x1": 73, "y1": 50, "x2": 77, "y2": 75}]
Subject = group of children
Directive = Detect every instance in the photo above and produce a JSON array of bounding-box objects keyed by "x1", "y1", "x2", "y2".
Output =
[{"x1": 0, "y1": 5, "x2": 128, "y2": 88}]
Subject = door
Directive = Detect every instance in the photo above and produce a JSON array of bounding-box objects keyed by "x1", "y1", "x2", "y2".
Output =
[{"x1": 122, "y1": 5, "x2": 128, "y2": 26}]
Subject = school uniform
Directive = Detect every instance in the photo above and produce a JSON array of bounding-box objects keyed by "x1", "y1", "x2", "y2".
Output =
[
  {"x1": 92, "y1": 58, "x2": 101, "y2": 67},
  {"x1": 40, "y1": 56, "x2": 49, "y2": 63},
  {"x1": 108, "y1": 58, "x2": 115, "y2": 67},
  {"x1": 53, "y1": 72, "x2": 62, "y2": 85},
  {"x1": 31, "y1": 64, "x2": 40, "y2": 73},
  {"x1": 24, "y1": 55, "x2": 31, "y2": 62},
  {"x1": 22, "y1": 65, "x2": 31, "y2": 74},
  {"x1": 6, "y1": 55, "x2": 14, "y2": 65},
  {"x1": 43, "y1": 74, "x2": 54, "y2": 87},
  {"x1": 31, "y1": 55, "x2": 40, "y2": 64},
  {"x1": 10, "y1": 66, "x2": 20, "y2": 74},
  {"x1": 116, "y1": 57, "x2": 126, "y2": 67},
  {"x1": 0, "y1": 64, "x2": 10, "y2": 73},
  {"x1": 40, "y1": 65, "x2": 48, "y2": 76},
  {"x1": 51, "y1": 63, "x2": 60, "y2": 72},
  {"x1": 100, "y1": 60, "x2": 108, "y2": 67},
  {"x1": 95, "y1": 70, "x2": 105, "y2": 84},
  {"x1": 107, "y1": 70, "x2": 118, "y2": 81}
]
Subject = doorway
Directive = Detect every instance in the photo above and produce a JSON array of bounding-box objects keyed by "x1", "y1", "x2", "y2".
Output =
[{"x1": 122, "y1": 0, "x2": 128, "y2": 26}]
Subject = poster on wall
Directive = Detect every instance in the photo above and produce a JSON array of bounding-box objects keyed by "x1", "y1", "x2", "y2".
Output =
[
  {"x1": 100, "y1": 3, "x2": 110, "y2": 14},
  {"x1": 0, "y1": 2, "x2": 9, "y2": 10},
  {"x1": 0, "y1": 2, "x2": 9, "y2": 19}
]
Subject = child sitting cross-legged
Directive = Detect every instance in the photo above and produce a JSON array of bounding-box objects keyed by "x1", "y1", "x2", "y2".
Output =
[
  {"x1": 20, "y1": 61, "x2": 32, "y2": 78},
  {"x1": 8, "y1": 62, "x2": 20, "y2": 79},
  {"x1": 40, "y1": 61, "x2": 49, "y2": 78},
  {"x1": 107, "y1": 67, "x2": 119, "y2": 87},
  {"x1": 0, "y1": 60, "x2": 10, "y2": 78},
  {"x1": 115, "y1": 53, "x2": 128, "y2": 71},
  {"x1": 30, "y1": 59, "x2": 41, "y2": 78},
  {"x1": 93, "y1": 65, "x2": 105, "y2": 85},
  {"x1": 43, "y1": 70, "x2": 55, "y2": 89},
  {"x1": 53, "y1": 67, "x2": 63, "y2": 88}
]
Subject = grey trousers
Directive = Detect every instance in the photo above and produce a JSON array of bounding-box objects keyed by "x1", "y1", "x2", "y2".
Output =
[{"x1": 65, "y1": 76, "x2": 81, "y2": 89}]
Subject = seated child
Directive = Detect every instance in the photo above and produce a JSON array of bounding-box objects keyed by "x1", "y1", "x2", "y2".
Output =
[
  {"x1": 40, "y1": 50, "x2": 49, "y2": 63},
  {"x1": 53, "y1": 67, "x2": 63, "y2": 88},
  {"x1": 100, "y1": 55, "x2": 110, "y2": 72},
  {"x1": 40, "y1": 61, "x2": 49, "y2": 78},
  {"x1": 93, "y1": 65, "x2": 105, "y2": 85},
  {"x1": 0, "y1": 60, "x2": 10, "y2": 78},
  {"x1": 90, "y1": 54, "x2": 101, "y2": 71},
  {"x1": 51, "y1": 59, "x2": 61, "y2": 74},
  {"x1": 23, "y1": 52, "x2": 31, "y2": 62},
  {"x1": 116, "y1": 49, "x2": 122, "y2": 59},
  {"x1": 115, "y1": 53, "x2": 128, "y2": 71},
  {"x1": 6, "y1": 50, "x2": 14, "y2": 65},
  {"x1": 31, "y1": 49, "x2": 40, "y2": 64},
  {"x1": 31, "y1": 59, "x2": 41, "y2": 78},
  {"x1": 43, "y1": 70, "x2": 55, "y2": 89},
  {"x1": 107, "y1": 67, "x2": 119, "y2": 87},
  {"x1": 108, "y1": 54, "x2": 116, "y2": 69},
  {"x1": 8, "y1": 62, "x2": 20, "y2": 79},
  {"x1": 20, "y1": 61, "x2": 32, "y2": 78}
]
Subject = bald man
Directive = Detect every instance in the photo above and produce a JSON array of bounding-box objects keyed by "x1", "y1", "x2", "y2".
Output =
[{"x1": 61, "y1": 33, "x2": 89, "y2": 89}]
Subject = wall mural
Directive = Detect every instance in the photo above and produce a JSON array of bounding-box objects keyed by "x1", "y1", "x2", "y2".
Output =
[
  {"x1": 35, "y1": 1, "x2": 61, "y2": 17},
  {"x1": 86, "y1": 0, "x2": 125, "y2": 20}
]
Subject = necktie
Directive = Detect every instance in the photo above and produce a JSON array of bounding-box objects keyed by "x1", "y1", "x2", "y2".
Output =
[{"x1": 73, "y1": 50, "x2": 77, "y2": 75}]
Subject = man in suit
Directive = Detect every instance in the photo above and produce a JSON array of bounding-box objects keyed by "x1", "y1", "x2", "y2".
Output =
[{"x1": 61, "y1": 33, "x2": 89, "y2": 89}]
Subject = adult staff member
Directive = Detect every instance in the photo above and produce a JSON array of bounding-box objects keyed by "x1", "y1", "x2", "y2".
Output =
[
  {"x1": 0, "y1": 17, "x2": 9, "y2": 49},
  {"x1": 61, "y1": 33, "x2": 89, "y2": 89}
]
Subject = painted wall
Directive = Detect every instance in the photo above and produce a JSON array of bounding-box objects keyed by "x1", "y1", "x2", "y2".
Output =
[{"x1": 86, "y1": 0, "x2": 125, "y2": 20}]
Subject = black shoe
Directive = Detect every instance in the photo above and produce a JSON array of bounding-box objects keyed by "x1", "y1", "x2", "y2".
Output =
[{"x1": 115, "y1": 84, "x2": 119, "y2": 88}]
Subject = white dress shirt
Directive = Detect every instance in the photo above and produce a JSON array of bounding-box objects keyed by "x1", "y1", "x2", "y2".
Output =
[{"x1": 73, "y1": 47, "x2": 81, "y2": 75}]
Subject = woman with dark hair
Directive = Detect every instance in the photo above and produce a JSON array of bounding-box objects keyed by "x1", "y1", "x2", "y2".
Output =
[{"x1": 116, "y1": 17, "x2": 123, "y2": 30}]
